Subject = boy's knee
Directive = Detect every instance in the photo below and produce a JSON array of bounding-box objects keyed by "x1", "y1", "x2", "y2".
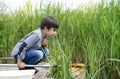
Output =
[{"x1": 35, "y1": 51, "x2": 44, "y2": 59}]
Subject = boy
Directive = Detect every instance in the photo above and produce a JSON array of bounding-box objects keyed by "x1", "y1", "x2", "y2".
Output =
[{"x1": 11, "y1": 16, "x2": 59, "y2": 73}]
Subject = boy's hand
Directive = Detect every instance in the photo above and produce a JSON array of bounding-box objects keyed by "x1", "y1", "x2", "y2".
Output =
[
  {"x1": 17, "y1": 59, "x2": 25, "y2": 69},
  {"x1": 42, "y1": 38, "x2": 48, "y2": 47}
]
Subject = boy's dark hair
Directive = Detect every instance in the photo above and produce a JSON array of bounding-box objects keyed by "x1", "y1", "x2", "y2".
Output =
[{"x1": 40, "y1": 16, "x2": 59, "y2": 30}]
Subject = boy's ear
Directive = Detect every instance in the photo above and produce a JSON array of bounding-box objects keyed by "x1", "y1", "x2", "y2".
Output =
[
  {"x1": 44, "y1": 26, "x2": 47, "y2": 29},
  {"x1": 44, "y1": 26, "x2": 49, "y2": 31}
]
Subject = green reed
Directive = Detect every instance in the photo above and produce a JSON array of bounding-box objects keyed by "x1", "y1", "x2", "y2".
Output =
[{"x1": 0, "y1": 0, "x2": 120, "y2": 79}]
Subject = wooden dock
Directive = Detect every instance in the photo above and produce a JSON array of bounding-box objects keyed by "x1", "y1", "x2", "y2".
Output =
[
  {"x1": 0, "y1": 57, "x2": 86, "y2": 79},
  {"x1": 0, "y1": 63, "x2": 52, "y2": 79},
  {"x1": 0, "y1": 57, "x2": 52, "y2": 79}
]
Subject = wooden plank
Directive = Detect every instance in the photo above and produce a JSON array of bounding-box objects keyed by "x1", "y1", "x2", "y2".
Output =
[
  {"x1": 0, "y1": 63, "x2": 51, "y2": 79},
  {"x1": 0, "y1": 57, "x2": 14, "y2": 60},
  {"x1": 0, "y1": 57, "x2": 14, "y2": 64},
  {"x1": 0, "y1": 70, "x2": 35, "y2": 79},
  {"x1": 0, "y1": 64, "x2": 50, "y2": 68}
]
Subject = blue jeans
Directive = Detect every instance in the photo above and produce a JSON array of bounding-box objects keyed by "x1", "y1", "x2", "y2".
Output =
[{"x1": 14, "y1": 48, "x2": 49, "y2": 65}]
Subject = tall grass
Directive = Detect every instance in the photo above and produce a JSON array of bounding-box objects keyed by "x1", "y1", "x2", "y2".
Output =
[{"x1": 0, "y1": 0, "x2": 120, "y2": 79}]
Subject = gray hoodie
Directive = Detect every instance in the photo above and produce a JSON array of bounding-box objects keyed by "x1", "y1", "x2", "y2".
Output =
[{"x1": 11, "y1": 28, "x2": 43, "y2": 59}]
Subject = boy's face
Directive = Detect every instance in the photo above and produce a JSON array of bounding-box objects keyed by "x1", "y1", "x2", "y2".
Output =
[{"x1": 46, "y1": 27, "x2": 57, "y2": 38}]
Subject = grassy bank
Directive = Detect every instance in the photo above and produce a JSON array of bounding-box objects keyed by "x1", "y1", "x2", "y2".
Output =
[{"x1": 0, "y1": 0, "x2": 120, "y2": 79}]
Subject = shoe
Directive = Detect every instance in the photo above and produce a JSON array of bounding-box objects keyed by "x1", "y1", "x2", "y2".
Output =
[
  {"x1": 34, "y1": 68, "x2": 39, "y2": 75},
  {"x1": 19, "y1": 67, "x2": 35, "y2": 70},
  {"x1": 19, "y1": 67, "x2": 39, "y2": 75},
  {"x1": 24, "y1": 67, "x2": 39, "y2": 75}
]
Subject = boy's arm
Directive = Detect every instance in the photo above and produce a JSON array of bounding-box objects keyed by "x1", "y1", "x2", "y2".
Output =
[
  {"x1": 17, "y1": 58, "x2": 25, "y2": 69},
  {"x1": 42, "y1": 38, "x2": 48, "y2": 47},
  {"x1": 18, "y1": 33, "x2": 39, "y2": 60},
  {"x1": 42, "y1": 36, "x2": 49, "y2": 47},
  {"x1": 17, "y1": 42, "x2": 27, "y2": 69}
]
